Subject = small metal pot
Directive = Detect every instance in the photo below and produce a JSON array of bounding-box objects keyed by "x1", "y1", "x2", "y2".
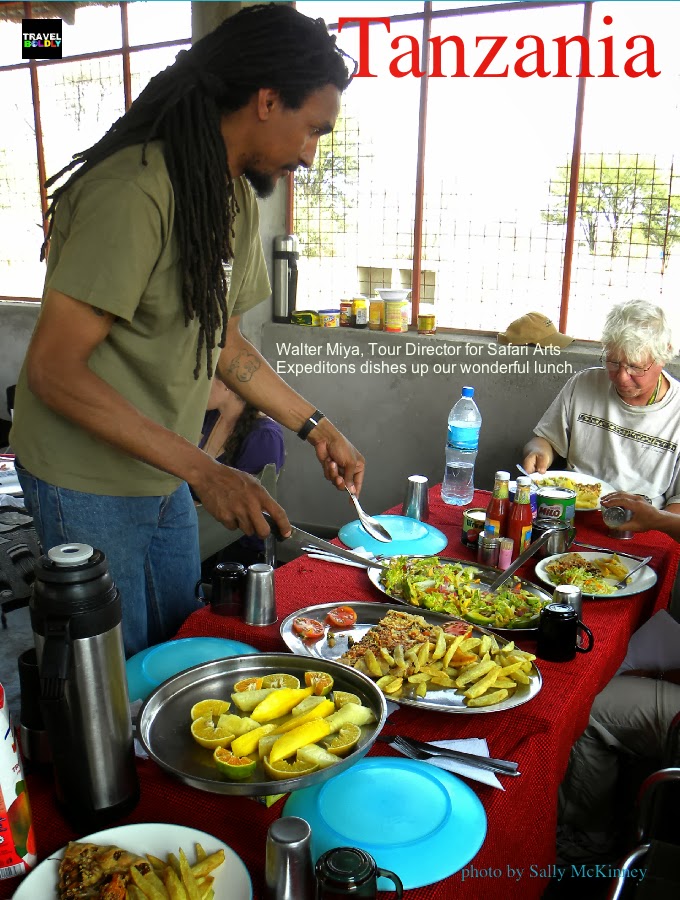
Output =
[{"x1": 531, "y1": 518, "x2": 575, "y2": 558}]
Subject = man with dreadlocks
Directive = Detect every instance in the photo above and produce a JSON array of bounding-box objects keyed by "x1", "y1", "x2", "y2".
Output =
[{"x1": 10, "y1": 4, "x2": 364, "y2": 656}]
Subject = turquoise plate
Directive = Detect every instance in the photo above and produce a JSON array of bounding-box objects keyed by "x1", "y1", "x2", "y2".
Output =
[
  {"x1": 338, "y1": 515, "x2": 447, "y2": 558},
  {"x1": 126, "y1": 637, "x2": 259, "y2": 702},
  {"x1": 283, "y1": 757, "x2": 487, "y2": 889}
]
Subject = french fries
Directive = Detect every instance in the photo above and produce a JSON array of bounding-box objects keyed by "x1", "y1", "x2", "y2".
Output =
[
  {"x1": 346, "y1": 614, "x2": 537, "y2": 708},
  {"x1": 127, "y1": 842, "x2": 224, "y2": 900}
]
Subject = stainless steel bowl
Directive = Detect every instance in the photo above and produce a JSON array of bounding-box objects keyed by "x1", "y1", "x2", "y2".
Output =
[{"x1": 137, "y1": 653, "x2": 387, "y2": 796}]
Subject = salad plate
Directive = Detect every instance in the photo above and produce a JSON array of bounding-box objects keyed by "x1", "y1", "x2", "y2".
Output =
[
  {"x1": 366, "y1": 555, "x2": 553, "y2": 635},
  {"x1": 528, "y1": 470, "x2": 616, "y2": 512},
  {"x1": 281, "y1": 601, "x2": 542, "y2": 714},
  {"x1": 535, "y1": 551, "x2": 656, "y2": 599}
]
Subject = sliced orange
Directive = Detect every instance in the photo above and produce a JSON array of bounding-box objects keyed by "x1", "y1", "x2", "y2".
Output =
[
  {"x1": 190, "y1": 699, "x2": 231, "y2": 720},
  {"x1": 261, "y1": 673, "x2": 300, "y2": 690},
  {"x1": 233, "y1": 677, "x2": 264, "y2": 693},
  {"x1": 304, "y1": 671, "x2": 334, "y2": 696},
  {"x1": 190, "y1": 716, "x2": 235, "y2": 749},
  {"x1": 324, "y1": 723, "x2": 361, "y2": 756},
  {"x1": 263, "y1": 755, "x2": 319, "y2": 781},
  {"x1": 333, "y1": 691, "x2": 361, "y2": 709},
  {"x1": 213, "y1": 747, "x2": 257, "y2": 780}
]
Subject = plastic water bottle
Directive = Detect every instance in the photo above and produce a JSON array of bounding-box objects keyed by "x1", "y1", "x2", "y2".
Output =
[{"x1": 441, "y1": 386, "x2": 482, "y2": 506}]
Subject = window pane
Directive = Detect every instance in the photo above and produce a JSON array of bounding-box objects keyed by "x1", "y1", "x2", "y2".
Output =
[
  {"x1": 62, "y1": 4, "x2": 122, "y2": 57},
  {"x1": 294, "y1": 16, "x2": 423, "y2": 309},
  {"x1": 130, "y1": 44, "x2": 189, "y2": 102},
  {"x1": 564, "y1": 2, "x2": 680, "y2": 340},
  {"x1": 424, "y1": 2, "x2": 582, "y2": 333},
  {"x1": 0, "y1": 70, "x2": 45, "y2": 299},
  {"x1": 126, "y1": 1, "x2": 191, "y2": 46},
  {"x1": 38, "y1": 57, "x2": 125, "y2": 183},
  {"x1": 0, "y1": 18, "x2": 23, "y2": 67}
]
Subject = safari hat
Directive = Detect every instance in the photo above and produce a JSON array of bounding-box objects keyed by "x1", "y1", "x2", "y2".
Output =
[{"x1": 498, "y1": 312, "x2": 574, "y2": 348}]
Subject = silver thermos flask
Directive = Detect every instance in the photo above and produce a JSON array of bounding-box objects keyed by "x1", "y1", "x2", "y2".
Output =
[
  {"x1": 30, "y1": 543, "x2": 139, "y2": 829},
  {"x1": 273, "y1": 235, "x2": 299, "y2": 323}
]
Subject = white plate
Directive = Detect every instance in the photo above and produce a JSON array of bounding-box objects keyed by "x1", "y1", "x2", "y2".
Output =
[
  {"x1": 528, "y1": 470, "x2": 616, "y2": 511},
  {"x1": 12, "y1": 822, "x2": 252, "y2": 899},
  {"x1": 534, "y1": 551, "x2": 656, "y2": 599}
]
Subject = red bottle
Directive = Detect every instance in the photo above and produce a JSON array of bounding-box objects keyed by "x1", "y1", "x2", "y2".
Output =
[
  {"x1": 484, "y1": 471, "x2": 510, "y2": 538},
  {"x1": 507, "y1": 477, "x2": 533, "y2": 561}
]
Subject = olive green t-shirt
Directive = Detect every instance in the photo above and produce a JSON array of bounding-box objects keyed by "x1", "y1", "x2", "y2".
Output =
[{"x1": 11, "y1": 142, "x2": 271, "y2": 495}]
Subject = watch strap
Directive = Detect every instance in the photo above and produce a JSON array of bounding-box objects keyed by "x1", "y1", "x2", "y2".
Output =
[{"x1": 297, "y1": 410, "x2": 325, "y2": 440}]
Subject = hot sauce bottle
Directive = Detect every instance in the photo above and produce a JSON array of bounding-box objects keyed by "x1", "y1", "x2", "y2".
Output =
[
  {"x1": 507, "y1": 476, "x2": 533, "y2": 561},
  {"x1": 484, "y1": 470, "x2": 510, "y2": 538}
]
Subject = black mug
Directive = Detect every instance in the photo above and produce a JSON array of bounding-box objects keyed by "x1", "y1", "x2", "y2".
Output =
[
  {"x1": 315, "y1": 847, "x2": 403, "y2": 899},
  {"x1": 195, "y1": 562, "x2": 246, "y2": 617},
  {"x1": 537, "y1": 602, "x2": 594, "y2": 662}
]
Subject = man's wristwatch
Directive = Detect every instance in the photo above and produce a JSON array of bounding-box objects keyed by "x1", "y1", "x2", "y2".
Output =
[{"x1": 297, "y1": 409, "x2": 326, "y2": 441}]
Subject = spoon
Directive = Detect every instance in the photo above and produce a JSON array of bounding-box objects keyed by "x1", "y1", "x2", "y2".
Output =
[
  {"x1": 344, "y1": 485, "x2": 393, "y2": 543},
  {"x1": 516, "y1": 463, "x2": 541, "y2": 484}
]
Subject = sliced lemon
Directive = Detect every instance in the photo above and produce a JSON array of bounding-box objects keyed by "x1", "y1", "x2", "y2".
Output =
[
  {"x1": 304, "y1": 671, "x2": 334, "y2": 696},
  {"x1": 324, "y1": 723, "x2": 361, "y2": 756},
  {"x1": 190, "y1": 699, "x2": 231, "y2": 720},
  {"x1": 263, "y1": 755, "x2": 319, "y2": 781},
  {"x1": 213, "y1": 748, "x2": 257, "y2": 780},
  {"x1": 333, "y1": 691, "x2": 361, "y2": 709},
  {"x1": 262, "y1": 673, "x2": 300, "y2": 690},
  {"x1": 233, "y1": 677, "x2": 264, "y2": 693},
  {"x1": 190, "y1": 716, "x2": 235, "y2": 749}
]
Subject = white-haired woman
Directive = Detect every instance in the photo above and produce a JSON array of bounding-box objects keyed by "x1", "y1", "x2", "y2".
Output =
[{"x1": 523, "y1": 299, "x2": 680, "y2": 512}]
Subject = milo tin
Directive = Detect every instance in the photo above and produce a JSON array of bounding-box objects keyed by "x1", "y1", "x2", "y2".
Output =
[
  {"x1": 461, "y1": 507, "x2": 486, "y2": 547},
  {"x1": 537, "y1": 486, "x2": 577, "y2": 524}
]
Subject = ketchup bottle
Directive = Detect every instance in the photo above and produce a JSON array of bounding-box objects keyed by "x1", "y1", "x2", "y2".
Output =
[
  {"x1": 484, "y1": 470, "x2": 510, "y2": 538},
  {"x1": 507, "y1": 476, "x2": 533, "y2": 561}
]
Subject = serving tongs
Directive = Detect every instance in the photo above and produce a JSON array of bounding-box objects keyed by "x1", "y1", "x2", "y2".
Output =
[
  {"x1": 263, "y1": 512, "x2": 388, "y2": 570},
  {"x1": 484, "y1": 528, "x2": 557, "y2": 593}
]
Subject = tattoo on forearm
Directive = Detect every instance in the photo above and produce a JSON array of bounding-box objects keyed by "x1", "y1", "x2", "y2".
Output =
[{"x1": 225, "y1": 350, "x2": 261, "y2": 383}]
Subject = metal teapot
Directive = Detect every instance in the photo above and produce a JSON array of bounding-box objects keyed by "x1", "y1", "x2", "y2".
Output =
[{"x1": 531, "y1": 518, "x2": 575, "y2": 558}]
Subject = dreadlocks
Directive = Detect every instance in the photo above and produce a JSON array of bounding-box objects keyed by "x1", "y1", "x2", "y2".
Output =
[{"x1": 42, "y1": 3, "x2": 354, "y2": 378}]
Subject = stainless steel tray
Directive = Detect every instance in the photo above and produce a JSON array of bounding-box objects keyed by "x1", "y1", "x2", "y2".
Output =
[
  {"x1": 280, "y1": 602, "x2": 542, "y2": 715},
  {"x1": 367, "y1": 556, "x2": 553, "y2": 636},
  {"x1": 137, "y1": 653, "x2": 387, "y2": 796}
]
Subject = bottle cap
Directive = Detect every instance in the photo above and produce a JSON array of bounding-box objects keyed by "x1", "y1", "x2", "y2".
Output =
[
  {"x1": 47, "y1": 543, "x2": 94, "y2": 566},
  {"x1": 495, "y1": 471, "x2": 510, "y2": 481},
  {"x1": 462, "y1": 386, "x2": 474, "y2": 397}
]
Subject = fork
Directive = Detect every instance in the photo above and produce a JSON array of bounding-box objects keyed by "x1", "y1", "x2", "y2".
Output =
[{"x1": 389, "y1": 735, "x2": 521, "y2": 776}]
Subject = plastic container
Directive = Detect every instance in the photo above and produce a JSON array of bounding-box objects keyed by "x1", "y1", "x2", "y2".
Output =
[
  {"x1": 441, "y1": 386, "x2": 482, "y2": 506},
  {"x1": 369, "y1": 298, "x2": 384, "y2": 330},
  {"x1": 384, "y1": 300, "x2": 405, "y2": 333},
  {"x1": 319, "y1": 309, "x2": 340, "y2": 327}
]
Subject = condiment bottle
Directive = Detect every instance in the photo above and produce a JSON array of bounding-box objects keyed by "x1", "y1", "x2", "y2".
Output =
[
  {"x1": 352, "y1": 296, "x2": 368, "y2": 329},
  {"x1": 498, "y1": 537, "x2": 513, "y2": 569},
  {"x1": 484, "y1": 470, "x2": 510, "y2": 537},
  {"x1": 368, "y1": 297, "x2": 384, "y2": 331},
  {"x1": 0, "y1": 682, "x2": 36, "y2": 881},
  {"x1": 506, "y1": 476, "x2": 533, "y2": 561},
  {"x1": 384, "y1": 300, "x2": 404, "y2": 333}
]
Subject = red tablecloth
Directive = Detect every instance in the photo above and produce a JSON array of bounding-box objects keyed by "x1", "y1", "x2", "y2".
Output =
[{"x1": 4, "y1": 487, "x2": 679, "y2": 900}]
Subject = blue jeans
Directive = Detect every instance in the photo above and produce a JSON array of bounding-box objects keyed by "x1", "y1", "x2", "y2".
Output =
[{"x1": 17, "y1": 465, "x2": 201, "y2": 657}]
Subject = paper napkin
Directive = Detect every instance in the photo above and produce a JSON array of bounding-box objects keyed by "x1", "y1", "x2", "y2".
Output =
[{"x1": 392, "y1": 737, "x2": 505, "y2": 790}]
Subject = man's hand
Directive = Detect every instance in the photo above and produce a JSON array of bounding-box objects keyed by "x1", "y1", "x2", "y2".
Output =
[
  {"x1": 522, "y1": 437, "x2": 555, "y2": 474},
  {"x1": 308, "y1": 421, "x2": 365, "y2": 494},
  {"x1": 601, "y1": 492, "x2": 668, "y2": 536},
  {"x1": 191, "y1": 461, "x2": 291, "y2": 539}
]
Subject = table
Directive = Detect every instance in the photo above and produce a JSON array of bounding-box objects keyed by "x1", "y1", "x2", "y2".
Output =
[{"x1": 4, "y1": 486, "x2": 679, "y2": 900}]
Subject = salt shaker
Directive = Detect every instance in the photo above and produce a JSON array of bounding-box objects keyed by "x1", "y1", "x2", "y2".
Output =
[
  {"x1": 553, "y1": 583, "x2": 583, "y2": 620},
  {"x1": 265, "y1": 816, "x2": 315, "y2": 900},
  {"x1": 602, "y1": 505, "x2": 633, "y2": 540}
]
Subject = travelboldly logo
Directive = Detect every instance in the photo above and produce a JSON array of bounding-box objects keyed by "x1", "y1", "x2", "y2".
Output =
[{"x1": 22, "y1": 18, "x2": 62, "y2": 60}]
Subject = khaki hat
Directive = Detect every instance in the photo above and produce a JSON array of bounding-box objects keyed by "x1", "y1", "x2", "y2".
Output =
[{"x1": 498, "y1": 312, "x2": 574, "y2": 348}]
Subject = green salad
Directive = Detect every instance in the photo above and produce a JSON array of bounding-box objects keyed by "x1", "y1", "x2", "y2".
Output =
[{"x1": 380, "y1": 555, "x2": 548, "y2": 629}]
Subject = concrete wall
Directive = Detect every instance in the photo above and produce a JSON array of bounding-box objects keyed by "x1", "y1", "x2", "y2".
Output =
[{"x1": 0, "y1": 302, "x2": 37, "y2": 420}]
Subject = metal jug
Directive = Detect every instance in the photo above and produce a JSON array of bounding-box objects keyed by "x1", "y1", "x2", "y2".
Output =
[
  {"x1": 30, "y1": 543, "x2": 139, "y2": 830},
  {"x1": 273, "y1": 235, "x2": 299, "y2": 323},
  {"x1": 531, "y1": 518, "x2": 575, "y2": 558}
]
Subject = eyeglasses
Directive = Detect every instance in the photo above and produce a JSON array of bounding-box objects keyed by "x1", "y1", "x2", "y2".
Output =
[{"x1": 600, "y1": 353, "x2": 655, "y2": 378}]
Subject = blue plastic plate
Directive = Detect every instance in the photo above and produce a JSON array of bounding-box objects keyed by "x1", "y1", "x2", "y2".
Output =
[
  {"x1": 126, "y1": 637, "x2": 259, "y2": 702},
  {"x1": 338, "y1": 515, "x2": 448, "y2": 558},
  {"x1": 283, "y1": 757, "x2": 487, "y2": 890}
]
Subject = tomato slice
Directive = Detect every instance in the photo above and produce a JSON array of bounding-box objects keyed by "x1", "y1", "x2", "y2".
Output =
[
  {"x1": 443, "y1": 621, "x2": 473, "y2": 637},
  {"x1": 292, "y1": 616, "x2": 325, "y2": 641},
  {"x1": 326, "y1": 605, "x2": 358, "y2": 628}
]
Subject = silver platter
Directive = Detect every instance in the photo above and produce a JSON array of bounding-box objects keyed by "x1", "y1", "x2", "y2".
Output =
[
  {"x1": 137, "y1": 653, "x2": 387, "y2": 796},
  {"x1": 280, "y1": 602, "x2": 542, "y2": 715},
  {"x1": 367, "y1": 556, "x2": 553, "y2": 636}
]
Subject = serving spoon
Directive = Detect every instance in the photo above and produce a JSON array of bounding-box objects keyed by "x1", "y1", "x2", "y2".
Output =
[
  {"x1": 516, "y1": 463, "x2": 541, "y2": 484},
  {"x1": 344, "y1": 484, "x2": 393, "y2": 543}
]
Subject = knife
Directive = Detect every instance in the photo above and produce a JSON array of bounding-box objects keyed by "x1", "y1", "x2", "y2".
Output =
[
  {"x1": 263, "y1": 513, "x2": 388, "y2": 570},
  {"x1": 614, "y1": 555, "x2": 652, "y2": 589}
]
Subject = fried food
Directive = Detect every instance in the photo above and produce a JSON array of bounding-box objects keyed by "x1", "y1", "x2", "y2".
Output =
[
  {"x1": 546, "y1": 552, "x2": 628, "y2": 594},
  {"x1": 340, "y1": 609, "x2": 537, "y2": 708},
  {"x1": 540, "y1": 475, "x2": 602, "y2": 509}
]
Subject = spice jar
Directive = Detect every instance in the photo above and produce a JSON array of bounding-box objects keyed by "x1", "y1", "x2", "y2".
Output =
[
  {"x1": 369, "y1": 298, "x2": 384, "y2": 331},
  {"x1": 384, "y1": 300, "x2": 405, "y2": 333},
  {"x1": 477, "y1": 534, "x2": 500, "y2": 567},
  {"x1": 339, "y1": 300, "x2": 353, "y2": 327},
  {"x1": 352, "y1": 296, "x2": 368, "y2": 329}
]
